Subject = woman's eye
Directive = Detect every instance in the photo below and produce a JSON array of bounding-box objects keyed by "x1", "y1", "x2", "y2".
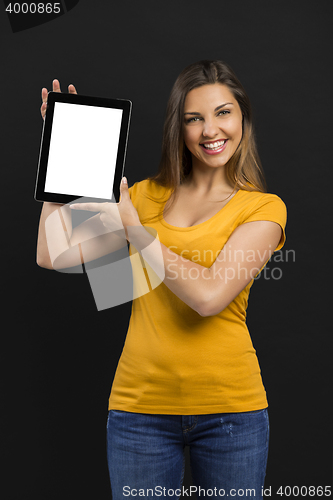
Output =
[
  {"x1": 186, "y1": 116, "x2": 201, "y2": 123},
  {"x1": 185, "y1": 111, "x2": 230, "y2": 124}
]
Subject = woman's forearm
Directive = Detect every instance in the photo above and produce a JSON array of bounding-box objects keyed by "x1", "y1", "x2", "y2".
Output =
[
  {"x1": 36, "y1": 203, "x2": 128, "y2": 270},
  {"x1": 36, "y1": 202, "x2": 72, "y2": 269}
]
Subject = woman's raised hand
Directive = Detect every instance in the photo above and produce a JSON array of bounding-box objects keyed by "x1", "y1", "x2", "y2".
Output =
[{"x1": 40, "y1": 79, "x2": 77, "y2": 120}]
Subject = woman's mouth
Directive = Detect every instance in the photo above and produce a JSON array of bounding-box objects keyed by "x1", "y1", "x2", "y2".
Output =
[{"x1": 200, "y1": 139, "x2": 228, "y2": 155}]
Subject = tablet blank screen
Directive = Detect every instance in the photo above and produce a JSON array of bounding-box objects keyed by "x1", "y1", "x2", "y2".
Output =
[{"x1": 44, "y1": 102, "x2": 123, "y2": 199}]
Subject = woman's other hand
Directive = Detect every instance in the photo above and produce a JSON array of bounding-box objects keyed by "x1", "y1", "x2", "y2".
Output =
[
  {"x1": 40, "y1": 79, "x2": 77, "y2": 120},
  {"x1": 70, "y1": 177, "x2": 141, "y2": 238}
]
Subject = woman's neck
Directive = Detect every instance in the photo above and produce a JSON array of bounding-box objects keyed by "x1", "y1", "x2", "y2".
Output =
[{"x1": 182, "y1": 166, "x2": 234, "y2": 196}]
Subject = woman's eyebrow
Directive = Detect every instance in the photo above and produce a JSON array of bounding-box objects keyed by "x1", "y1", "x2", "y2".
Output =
[
  {"x1": 215, "y1": 102, "x2": 233, "y2": 112},
  {"x1": 184, "y1": 102, "x2": 234, "y2": 115}
]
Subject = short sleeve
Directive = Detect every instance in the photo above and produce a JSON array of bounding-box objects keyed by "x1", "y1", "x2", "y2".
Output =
[{"x1": 242, "y1": 194, "x2": 287, "y2": 251}]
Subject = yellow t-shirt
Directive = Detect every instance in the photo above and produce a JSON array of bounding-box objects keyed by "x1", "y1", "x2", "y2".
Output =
[{"x1": 108, "y1": 179, "x2": 287, "y2": 415}]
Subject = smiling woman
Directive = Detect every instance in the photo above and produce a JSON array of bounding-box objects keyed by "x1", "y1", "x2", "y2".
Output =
[
  {"x1": 36, "y1": 60, "x2": 287, "y2": 500},
  {"x1": 183, "y1": 85, "x2": 243, "y2": 168}
]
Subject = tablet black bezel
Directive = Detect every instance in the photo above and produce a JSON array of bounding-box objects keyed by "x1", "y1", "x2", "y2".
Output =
[{"x1": 34, "y1": 91, "x2": 132, "y2": 204}]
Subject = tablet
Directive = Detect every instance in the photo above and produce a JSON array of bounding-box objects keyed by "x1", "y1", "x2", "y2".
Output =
[{"x1": 34, "y1": 91, "x2": 132, "y2": 204}]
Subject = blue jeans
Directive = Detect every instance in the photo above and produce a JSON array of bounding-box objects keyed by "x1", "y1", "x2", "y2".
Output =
[{"x1": 106, "y1": 409, "x2": 269, "y2": 500}]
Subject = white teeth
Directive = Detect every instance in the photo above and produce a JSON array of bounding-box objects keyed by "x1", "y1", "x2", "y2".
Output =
[{"x1": 203, "y1": 140, "x2": 226, "y2": 149}]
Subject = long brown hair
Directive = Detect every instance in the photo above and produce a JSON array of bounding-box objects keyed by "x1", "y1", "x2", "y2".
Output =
[{"x1": 146, "y1": 60, "x2": 267, "y2": 217}]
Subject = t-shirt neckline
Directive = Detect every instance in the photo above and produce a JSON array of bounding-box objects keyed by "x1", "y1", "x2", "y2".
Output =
[{"x1": 160, "y1": 188, "x2": 242, "y2": 231}]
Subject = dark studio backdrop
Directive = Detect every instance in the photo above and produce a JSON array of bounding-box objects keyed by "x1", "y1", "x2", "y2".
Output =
[{"x1": 1, "y1": 1, "x2": 331, "y2": 499}]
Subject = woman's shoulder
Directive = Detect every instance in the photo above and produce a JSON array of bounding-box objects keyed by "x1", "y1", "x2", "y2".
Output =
[
  {"x1": 236, "y1": 188, "x2": 287, "y2": 227},
  {"x1": 237, "y1": 187, "x2": 286, "y2": 208}
]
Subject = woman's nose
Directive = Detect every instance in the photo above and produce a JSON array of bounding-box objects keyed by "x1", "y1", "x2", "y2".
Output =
[{"x1": 202, "y1": 118, "x2": 220, "y2": 137}]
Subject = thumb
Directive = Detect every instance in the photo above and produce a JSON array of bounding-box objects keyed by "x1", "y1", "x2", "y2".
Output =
[{"x1": 119, "y1": 176, "x2": 130, "y2": 202}]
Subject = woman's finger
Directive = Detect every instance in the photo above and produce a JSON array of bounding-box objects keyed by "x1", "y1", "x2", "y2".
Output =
[
  {"x1": 41, "y1": 87, "x2": 48, "y2": 103},
  {"x1": 69, "y1": 202, "x2": 105, "y2": 212},
  {"x1": 53, "y1": 79, "x2": 61, "y2": 92},
  {"x1": 41, "y1": 79, "x2": 60, "y2": 119},
  {"x1": 41, "y1": 87, "x2": 48, "y2": 119},
  {"x1": 68, "y1": 84, "x2": 77, "y2": 94}
]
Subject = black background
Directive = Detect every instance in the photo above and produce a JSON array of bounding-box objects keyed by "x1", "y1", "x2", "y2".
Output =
[{"x1": 1, "y1": 1, "x2": 332, "y2": 499}]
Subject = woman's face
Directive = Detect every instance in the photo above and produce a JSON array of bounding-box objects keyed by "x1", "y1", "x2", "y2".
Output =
[{"x1": 183, "y1": 83, "x2": 243, "y2": 170}]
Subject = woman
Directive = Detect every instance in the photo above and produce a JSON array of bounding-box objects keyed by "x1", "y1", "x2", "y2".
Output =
[{"x1": 37, "y1": 60, "x2": 287, "y2": 499}]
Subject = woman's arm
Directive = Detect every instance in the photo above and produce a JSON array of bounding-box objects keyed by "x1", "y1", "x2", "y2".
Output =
[
  {"x1": 36, "y1": 202, "x2": 128, "y2": 270},
  {"x1": 36, "y1": 201, "x2": 70, "y2": 269},
  {"x1": 126, "y1": 219, "x2": 282, "y2": 316}
]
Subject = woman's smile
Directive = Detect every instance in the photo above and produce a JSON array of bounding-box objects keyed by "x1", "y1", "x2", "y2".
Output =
[{"x1": 199, "y1": 139, "x2": 228, "y2": 155}]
